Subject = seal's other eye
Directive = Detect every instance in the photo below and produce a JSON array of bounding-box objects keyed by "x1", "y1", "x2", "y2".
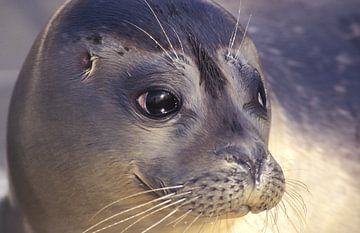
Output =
[
  {"x1": 137, "y1": 90, "x2": 180, "y2": 118},
  {"x1": 257, "y1": 82, "x2": 267, "y2": 110}
]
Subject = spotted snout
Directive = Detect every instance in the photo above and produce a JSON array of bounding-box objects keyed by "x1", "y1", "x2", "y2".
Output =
[{"x1": 173, "y1": 145, "x2": 285, "y2": 218}]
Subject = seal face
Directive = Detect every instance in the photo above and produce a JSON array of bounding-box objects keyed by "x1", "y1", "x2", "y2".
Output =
[{"x1": 7, "y1": 0, "x2": 285, "y2": 232}]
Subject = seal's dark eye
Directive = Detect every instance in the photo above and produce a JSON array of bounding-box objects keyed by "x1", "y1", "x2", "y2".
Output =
[
  {"x1": 137, "y1": 90, "x2": 180, "y2": 118},
  {"x1": 257, "y1": 82, "x2": 267, "y2": 110}
]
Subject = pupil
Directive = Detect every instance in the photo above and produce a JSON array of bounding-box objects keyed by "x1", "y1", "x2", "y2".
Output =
[{"x1": 146, "y1": 90, "x2": 177, "y2": 116}]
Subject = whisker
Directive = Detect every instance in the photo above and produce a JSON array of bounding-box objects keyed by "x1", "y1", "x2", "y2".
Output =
[
  {"x1": 85, "y1": 192, "x2": 179, "y2": 233},
  {"x1": 169, "y1": 25, "x2": 185, "y2": 57},
  {"x1": 123, "y1": 20, "x2": 174, "y2": 62},
  {"x1": 285, "y1": 190, "x2": 307, "y2": 217},
  {"x1": 243, "y1": 216, "x2": 256, "y2": 230},
  {"x1": 197, "y1": 221, "x2": 206, "y2": 233},
  {"x1": 123, "y1": 196, "x2": 200, "y2": 233},
  {"x1": 278, "y1": 200, "x2": 290, "y2": 221},
  {"x1": 228, "y1": 220, "x2": 235, "y2": 233},
  {"x1": 228, "y1": 0, "x2": 242, "y2": 56},
  {"x1": 261, "y1": 210, "x2": 269, "y2": 233},
  {"x1": 217, "y1": 217, "x2": 222, "y2": 233},
  {"x1": 268, "y1": 211, "x2": 274, "y2": 233},
  {"x1": 119, "y1": 198, "x2": 186, "y2": 233},
  {"x1": 282, "y1": 197, "x2": 304, "y2": 233},
  {"x1": 91, "y1": 186, "x2": 183, "y2": 220},
  {"x1": 270, "y1": 208, "x2": 280, "y2": 233},
  {"x1": 274, "y1": 205, "x2": 280, "y2": 233},
  {"x1": 198, "y1": 212, "x2": 213, "y2": 233},
  {"x1": 142, "y1": 0, "x2": 179, "y2": 59},
  {"x1": 85, "y1": 191, "x2": 190, "y2": 233},
  {"x1": 286, "y1": 179, "x2": 310, "y2": 193},
  {"x1": 274, "y1": 205, "x2": 279, "y2": 224},
  {"x1": 211, "y1": 215, "x2": 219, "y2": 233},
  {"x1": 182, "y1": 213, "x2": 202, "y2": 233},
  {"x1": 232, "y1": 218, "x2": 239, "y2": 233},
  {"x1": 282, "y1": 168, "x2": 309, "y2": 174},
  {"x1": 235, "y1": 13, "x2": 252, "y2": 58},
  {"x1": 141, "y1": 209, "x2": 179, "y2": 233},
  {"x1": 279, "y1": 199, "x2": 304, "y2": 232},
  {"x1": 167, "y1": 209, "x2": 192, "y2": 227},
  {"x1": 225, "y1": 213, "x2": 230, "y2": 233},
  {"x1": 285, "y1": 189, "x2": 307, "y2": 216},
  {"x1": 283, "y1": 194, "x2": 306, "y2": 224},
  {"x1": 89, "y1": 199, "x2": 172, "y2": 233}
]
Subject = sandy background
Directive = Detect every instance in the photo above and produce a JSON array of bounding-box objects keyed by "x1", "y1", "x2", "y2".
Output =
[{"x1": 0, "y1": 1, "x2": 359, "y2": 231}]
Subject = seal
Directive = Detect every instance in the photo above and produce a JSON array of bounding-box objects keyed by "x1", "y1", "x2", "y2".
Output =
[{"x1": 5, "y1": 0, "x2": 285, "y2": 232}]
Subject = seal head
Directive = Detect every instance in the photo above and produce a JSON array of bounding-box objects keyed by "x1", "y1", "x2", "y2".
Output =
[{"x1": 7, "y1": 0, "x2": 285, "y2": 232}]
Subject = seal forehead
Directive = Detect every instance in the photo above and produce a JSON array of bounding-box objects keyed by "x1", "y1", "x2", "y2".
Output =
[
  {"x1": 53, "y1": 0, "x2": 239, "y2": 99},
  {"x1": 55, "y1": 0, "x2": 236, "y2": 56}
]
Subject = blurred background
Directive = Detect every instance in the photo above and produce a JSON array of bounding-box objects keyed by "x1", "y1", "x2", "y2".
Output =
[{"x1": 0, "y1": 0, "x2": 359, "y2": 231}]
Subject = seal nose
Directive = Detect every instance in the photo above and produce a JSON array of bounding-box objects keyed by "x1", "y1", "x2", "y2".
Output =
[{"x1": 215, "y1": 145, "x2": 266, "y2": 186}]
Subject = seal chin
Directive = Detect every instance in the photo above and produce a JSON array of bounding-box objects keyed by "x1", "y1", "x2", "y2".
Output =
[
  {"x1": 224, "y1": 205, "x2": 251, "y2": 219},
  {"x1": 214, "y1": 203, "x2": 272, "y2": 220}
]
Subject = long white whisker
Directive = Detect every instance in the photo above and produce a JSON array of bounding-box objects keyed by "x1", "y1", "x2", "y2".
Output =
[
  {"x1": 285, "y1": 188, "x2": 307, "y2": 216},
  {"x1": 228, "y1": 0, "x2": 242, "y2": 56},
  {"x1": 261, "y1": 210, "x2": 269, "y2": 233},
  {"x1": 286, "y1": 179, "x2": 310, "y2": 193},
  {"x1": 225, "y1": 213, "x2": 230, "y2": 233},
  {"x1": 123, "y1": 20, "x2": 174, "y2": 62},
  {"x1": 121, "y1": 198, "x2": 187, "y2": 233},
  {"x1": 83, "y1": 193, "x2": 177, "y2": 233},
  {"x1": 282, "y1": 197, "x2": 303, "y2": 233},
  {"x1": 182, "y1": 213, "x2": 202, "y2": 233},
  {"x1": 235, "y1": 13, "x2": 252, "y2": 58},
  {"x1": 198, "y1": 212, "x2": 213, "y2": 233},
  {"x1": 167, "y1": 209, "x2": 192, "y2": 226},
  {"x1": 86, "y1": 191, "x2": 192, "y2": 233},
  {"x1": 283, "y1": 194, "x2": 306, "y2": 223},
  {"x1": 169, "y1": 25, "x2": 185, "y2": 56},
  {"x1": 90, "y1": 199, "x2": 172, "y2": 233},
  {"x1": 91, "y1": 185, "x2": 183, "y2": 220},
  {"x1": 141, "y1": 209, "x2": 179, "y2": 233},
  {"x1": 211, "y1": 215, "x2": 219, "y2": 233},
  {"x1": 142, "y1": 0, "x2": 179, "y2": 59},
  {"x1": 270, "y1": 208, "x2": 280, "y2": 233}
]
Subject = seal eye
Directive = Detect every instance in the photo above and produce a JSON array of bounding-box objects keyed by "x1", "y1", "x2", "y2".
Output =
[
  {"x1": 257, "y1": 83, "x2": 267, "y2": 110},
  {"x1": 137, "y1": 90, "x2": 180, "y2": 118}
]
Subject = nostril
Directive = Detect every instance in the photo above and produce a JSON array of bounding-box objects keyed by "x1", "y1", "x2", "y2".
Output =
[
  {"x1": 215, "y1": 146, "x2": 253, "y2": 170},
  {"x1": 254, "y1": 158, "x2": 265, "y2": 187},
  {"x1": 215, "y1": 145, "x2": 268, "y2": 186},
  {"x1": 224, "y1": 154, "x2": 236, "y2": 163},
  {"x1": 224, "y1": 154, "x2": 252, "y2": 171}
]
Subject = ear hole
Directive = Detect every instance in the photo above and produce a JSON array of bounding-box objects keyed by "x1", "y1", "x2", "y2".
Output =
[
  {"x1": 81, "y1": 51, "x2": 92, "y2": 71},
  {"x1": 80, "y1": 51, "x2": 97, "y2": 81}
]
